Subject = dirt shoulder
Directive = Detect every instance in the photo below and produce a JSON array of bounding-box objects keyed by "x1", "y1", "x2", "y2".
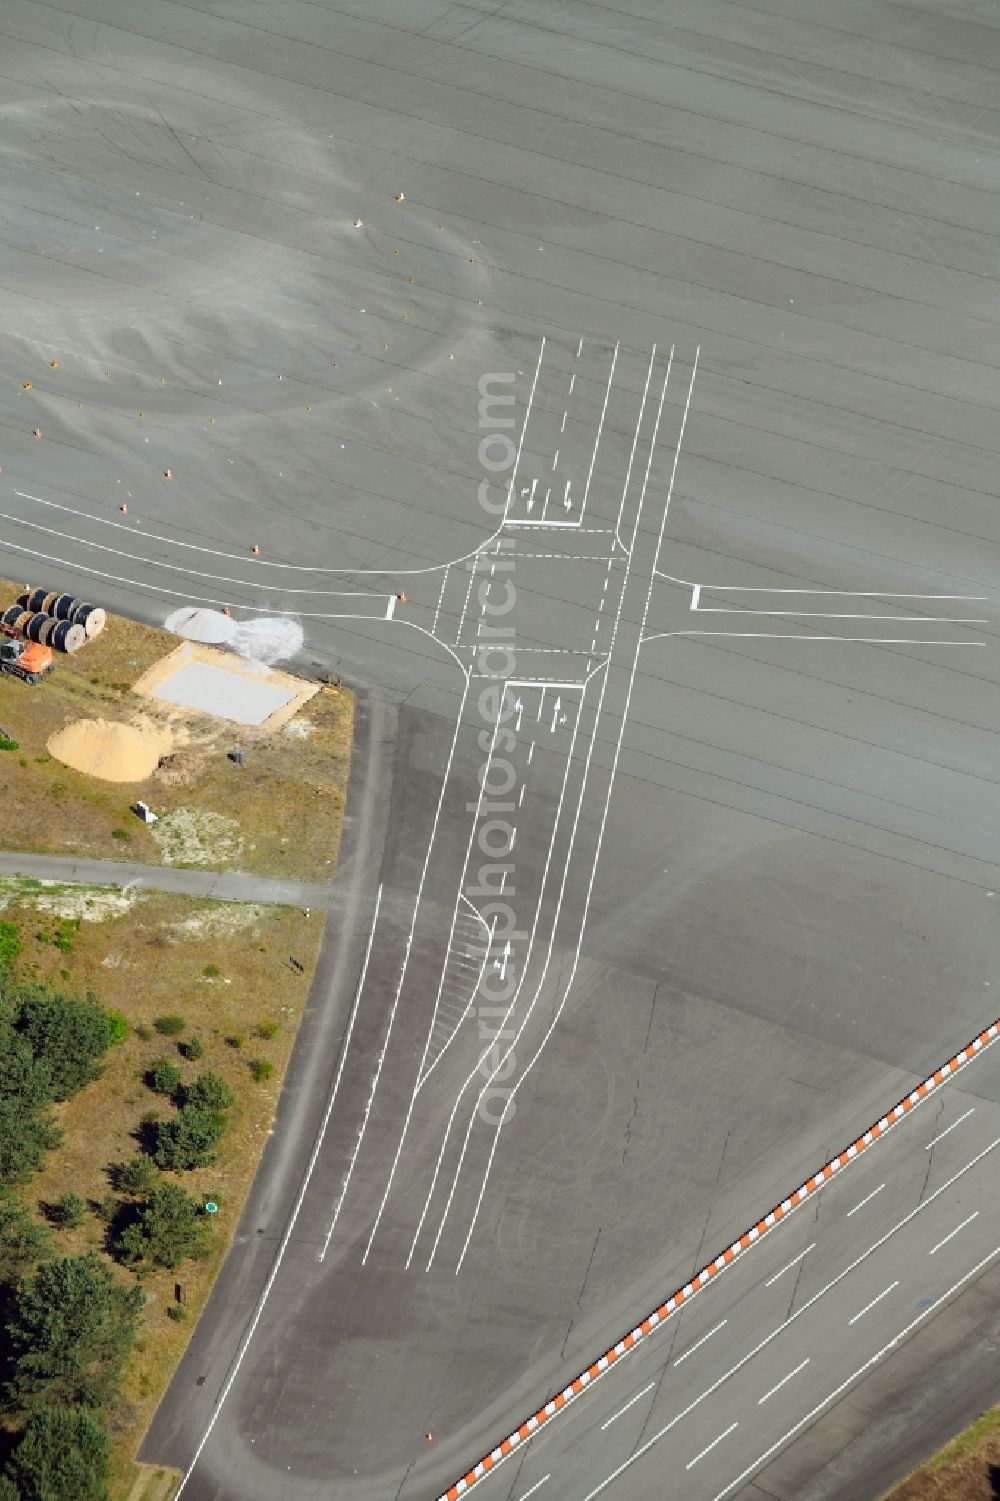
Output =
[{"x1": 0, "y1": 578, "x2": 352, "y2": 881}]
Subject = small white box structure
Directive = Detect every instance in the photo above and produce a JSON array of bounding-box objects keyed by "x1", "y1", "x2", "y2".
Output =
[{"x1": 133, "y1": 800, "x2": 158, "y2": 824}]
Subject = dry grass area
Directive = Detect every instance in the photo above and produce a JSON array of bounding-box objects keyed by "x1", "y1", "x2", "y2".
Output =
[
  {"x1": 880, "y1": 1407, "x2": 1000, "y2": 1500},
  {"x1": 0, "y1": 878, "x2": 325, "y2": 1500},
  {"x1": 0, "y1": 576, "x2": 353, "y2": 879}
]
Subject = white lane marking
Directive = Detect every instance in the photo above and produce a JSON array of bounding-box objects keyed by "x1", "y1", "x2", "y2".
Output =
[
  {"x1": 690, "y1": 583, "x2": 701, "y2": 610},
  {"x1": 578, "y1": 1137, "x2": 1000, "y2": 1501},
  {"x1": 385, "y1": 594, "x2": 396, "y2": 620},
  {"x1": 420, "y1": 351, "x2": 666, "y2": 1273},
  {"x1": 569, "y1": 373, "x2": 576, "y2": 394},
  {"x1": 12, "y1": 490, "x2": 495, "y2": 580},
  {"x1": 431, "y1": 566, "x2": 450, "y2": 636},
  {"x1": 527, "y1": 740, "x2": 536, "y2": 763},
  {"x1": 579, "y1": 343, "x2": 619, "y2": 524},
  {"x1": 521, "y1": 1477, "x2": 550, "y2": 1501},
  {"x1": 927, "y1": 1108, "x2": 975, "y2": 1149},
  {"x1": 452, "y1": 351, "x2": 699, "y2": 1274},
  {"x1": 846, "y1": 1183, "x2": 885, "y2": 1217},
  {"x1": 764, "y1": 1244, "x2": 815, "y2": 1287},
  {"x1": 576, "y1": 338, "x2": 583, "y2": 356},
  {"x1": 552, "y1": 449, "x2": 560, "y2": 470},
  {"x1": 686, "y1": 1423, "x2": 737, "y2": 1470},
  {"x1": 758, "y1": 1357, "x2": 809, "y2": 1405},
  {"x1": 173, "y1": 884, "x2": 383, "y2": 1497},
  {"x1": 503, "y1": 339, "x2": 546, "y2": 521},
  {"x1": 847, "y1": 1280, "x2": 898, "y2": 1326},
  {"x1": 600, "y1": 1381, "x2": 656, "y2": 1430},
  {"x1": 929, "y1": 1211, "x2": 979, "y2": 1255},
  {"x1": 675, "y1": 1319, "x2": 727, "y2": 1365},
  {"x1": 560, "y1": 411, "x2": 567, "y2": 432},
  {"x1": 712, "y1": 1247, "x2": 1000, "y2": 1501},
  {"x1": 642, "y1": 631, "x2": 985, "y2": 647}
]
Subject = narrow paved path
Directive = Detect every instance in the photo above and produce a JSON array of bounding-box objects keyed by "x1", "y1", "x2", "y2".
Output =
[{"x1": 0, "y1": 851, "x2": 331, "y2": 908}]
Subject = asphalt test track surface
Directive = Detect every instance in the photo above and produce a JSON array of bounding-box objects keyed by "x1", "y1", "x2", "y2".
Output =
[{"x1": 2, "y1": 2, "x2": 1000, "y2": 1498}]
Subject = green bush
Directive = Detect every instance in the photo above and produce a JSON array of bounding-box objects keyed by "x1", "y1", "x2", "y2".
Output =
[
  {"x1": 115, "y1": 1184, "x2": 211, "y2": 1272},
  {"x1": 0, "y1": 1190, "x2": 53, "y2": 1286},
  {"x1": 105, "y1": 1010, "x2": 128, "y2": 1046},
  {"x1": 0, "y1": 920, "x2": 21, "y2": 969},
  {"x1": 0, "y1": 1020, "x2": 61, "y2": 1185},
  {"x1": 113, "y1": 1157, "x2": 158, "y2": 1197},
  {"x1": 180, "y1": 1035, "x2": 203, "y2": 1061},
  {"x1": 50, "y1": 1193, "x2": 86, "y2": 1230},
  {"x1": 4, "y1": 1404, "x2": 111, "y2": 1501},
  {"x1": 225, "y1": 1034, "x2": 244, "y2": 1050},
  {"x1": 0, "y1": 736, "x2": 19, "y2": 752},
  {"x1": 202, "y1": 964, "x2": 220, "y2": 978},
  {"x1": 185, "y1": 1072, "x2": 234, "y2": 1112},
  {"x1": 153, "y1": 1015, "x2": 185, "y2": 1037},
  {"x1": 166, "y1": 1304, "x2": 187, "y2": 1322},
  {"x1": 249, "y1": 1059, "x2": 273, "y2": 1083},
  {"x1": 92, "y1": 1194, "x2": 119, "y2": 1226},
  {"x1": 134, "y1": 1024, "x2": 151, "y2": 1041},
  {"x1": 4, "y1": 1251, "x2": 143, "y2": 1410},
  {"x1": 152, "y1": 1106, "x2": 225, "y2": 1171},
  {"x1": 111, "y1": 828, "x2": 129, "y2": 842},
  {"x1": 254, "y1": 1018, "x2": 279, "y2": 1040},
  {"x1": 147, "y1": 1059, "x2": 182, "y2": 1095}
]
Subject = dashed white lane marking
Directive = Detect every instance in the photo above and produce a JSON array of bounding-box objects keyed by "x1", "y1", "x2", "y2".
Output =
[
  {"x1": 927, "y1": 1108, "x2": 975, "y2": 1149},
  {"x1": 576, "y1": 338, "x2": 583, "y2": 357},
  {"x1": 560, "y1": 411, "x2": 567, "y2": 432},
  {"x1": 569, "y1": 373, "x2": 576, "y2": 394},
  {"x1": 846, "y1": 1183, "x2": 885, "y2": 1217},
  {"x1": 713, "y1": 1246, "x2": 1000, "y2": 1501},
  {"x1": 552, "y1": 449, "x2": 559, "y2": 470},
  {"x1": 520, "y1": 1477, "x2": 550, "y2": 1501},
  {"x1": 173, "y1": 884, "x2": 383, "y2": 1496},
  {"x1": 764, "y1": 1244, "x2": 815, "y2": 1287},
  {"x1": 686, "y1": 1422, "x2": 738, "y2": 1470},
  {"x1": 527, "y1": 740, "x2": 535, "y2": 763},
  {"x1": 757, "y1": 1358, "x2": 809, "y2": 1406},
  {"x1": 600, "y1": 1381, "x2": 656, "y2": 1431},
  {"x1": 929, "y1": 1211, "x2": 979, "y2": 1255},
  {"x1": 847, "y1": 1280, "x2": 898, "y2": 1326},
  {"x1": 675, "y1": 1319, "x2": 727, "y2": 1365}
]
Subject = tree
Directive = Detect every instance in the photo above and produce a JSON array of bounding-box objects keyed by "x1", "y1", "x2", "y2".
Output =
[
  {"x1": 185, "y1": 1072, "x2": 234, "y2": 1112},
  {"x1": 50, "y1": 1194, "x2": 86, "y2": 1230},
  {"x1": 4, "y1": 1405, "x2": 110, "y2": 1501},
  {"x1": 4, "y1": 1252, "x2": 143, "y2": 1411},
  {"x1": 115, "y1": 1184, "x2": 211, "y2": 1272},
  {"x1": 14, "y1": 989, "x2": 112, "y2": 1100},
  {"x1": 153, "y1": 1105, "x2": 225, "y2": 1171},
  {"x1": 0, "y1": 1020, "x2": 60, "y2": 1185},
  {"x1": 0, "y1": 1191, "x2": 52, "y2": 1288}
]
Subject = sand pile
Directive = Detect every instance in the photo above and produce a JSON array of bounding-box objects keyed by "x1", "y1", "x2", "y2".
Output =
[
  {"x1": 48, "y1": 718, "x2": 172, "y2": 782},
  {"x1": 165, "y1": 607, "x2": 303, "y2": 665}
]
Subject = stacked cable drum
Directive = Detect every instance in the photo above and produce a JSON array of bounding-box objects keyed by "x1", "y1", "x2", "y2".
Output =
[{"x1": 16, "y1": 588, "x2": 104, "y2": 652}]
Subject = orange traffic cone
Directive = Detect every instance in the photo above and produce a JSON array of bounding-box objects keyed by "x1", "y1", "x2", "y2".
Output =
[
  {"x1": 164, "y1": 468, "x2": 173, "y2": 480},
  {"x1": 252, "y1": 544, "x2": 260, "y2": 556},
  {"x1": 396, "y1": 592, "x2": 407, "y2": 604}
]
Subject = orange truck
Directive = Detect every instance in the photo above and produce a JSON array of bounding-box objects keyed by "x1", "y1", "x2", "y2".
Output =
[{"x1": 0, "y1": 630, "x2": 53, "y2": 684}]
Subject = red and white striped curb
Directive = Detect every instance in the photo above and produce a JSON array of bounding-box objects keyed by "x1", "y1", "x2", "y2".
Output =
[{"x1": 438, "y1": 1016, "x2": 1000, "y2": 1501}]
